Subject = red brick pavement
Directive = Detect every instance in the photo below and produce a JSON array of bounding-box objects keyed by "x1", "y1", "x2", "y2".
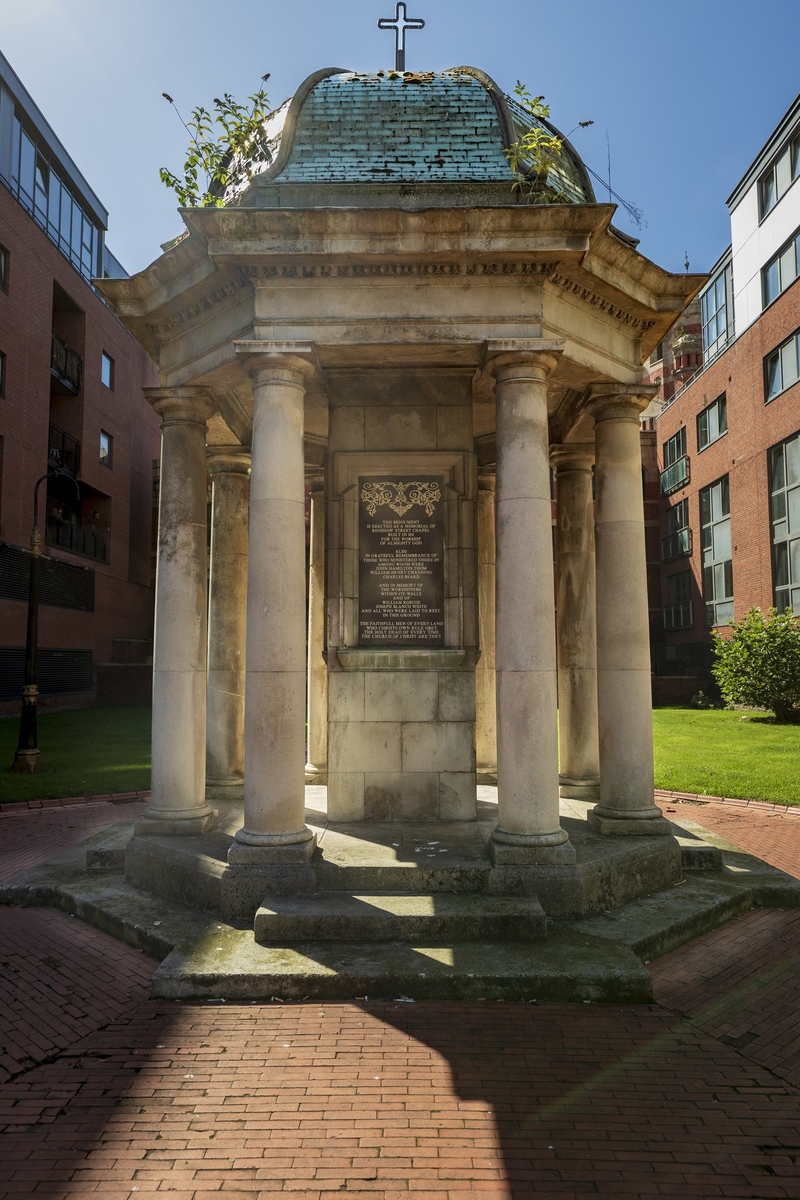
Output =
[
  {"x1": 668, "y1": 799, "x2": 800, "y2": 881},
  {"x1": 0, "y1": 798, "x2": 148, "y2": 884}
]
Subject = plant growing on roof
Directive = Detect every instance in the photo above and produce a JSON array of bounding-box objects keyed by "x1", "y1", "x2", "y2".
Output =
[
  {"x1": 505, "y1": 82, "x2": 572, "y2": 203},
  {"x1": 159, "y1": 78, "x2": 271, "y2": 208},
  {"x1": 711, "y1": 606, "x2": 800, "y2": 723}
]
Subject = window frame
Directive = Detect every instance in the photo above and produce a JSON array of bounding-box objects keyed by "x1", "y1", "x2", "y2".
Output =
[
  {"x1": 762, "y1": 228, "x2": 800, "y2": 309},
  {"x1": 759, "y1": 132, "x2": 800, "y2": 221},
  {"x1": 0, "y1": 242, "x2": 7, "y2": 293},
  {"x1": 700, "y1": 475, "x2": 734, "y2": 627},
  {"x1": 769, "y1": 432, "x2": 800, "y2": 614},
  {"x1": 100, "y1": 351, "x2": 115, "y2": 391},
  {"x1": 697, "y1": 394, "x2": 728, "y2": 452},
  {"x1": 0, "y1": 350, "x2": 5, "y2": 397},
  {"x1": 701, "y1": 262, "x2": 734, "y2": 362},
  {"x1": 764, "y1": 328, "x2": 800, "y2": 403},
  {"x1": 99, "y1": 430, "x2": 113, "y2": 468}
]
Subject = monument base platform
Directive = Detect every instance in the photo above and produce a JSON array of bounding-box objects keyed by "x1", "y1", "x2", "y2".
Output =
[{"x1": 3, "y1": 787, "x2": 798, "y2": 1004}]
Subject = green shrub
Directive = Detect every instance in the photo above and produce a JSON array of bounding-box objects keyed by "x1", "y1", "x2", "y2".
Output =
[{"x1": 711, "y1": 607, "x2": 800, "y2": 723}]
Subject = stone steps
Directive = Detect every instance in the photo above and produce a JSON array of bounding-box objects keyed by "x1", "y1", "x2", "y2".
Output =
[{"x1": 254, "y1": 891, "x2": 547, "y2": 945}]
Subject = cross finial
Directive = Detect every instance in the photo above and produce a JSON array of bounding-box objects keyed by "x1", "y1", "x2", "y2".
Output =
[{"x1": 378, "y1": 2, "x2": 425, "y2": 72}]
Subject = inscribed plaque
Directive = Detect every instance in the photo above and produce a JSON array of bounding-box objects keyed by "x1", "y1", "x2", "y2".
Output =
[{"x1": 358, "y1": 476, "x2": 445, "y2": 646}]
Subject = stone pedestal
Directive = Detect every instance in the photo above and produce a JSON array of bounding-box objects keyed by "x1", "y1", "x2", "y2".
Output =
[
  {"x1": 487, "y1": 344, "x2": 575, "y2": 865},
  {"x1": 305, "y1": 482, "x2": 328, "y2": 784},
  {"x1": 206, "y1": 448, "x2": 251, "y2": 795},
  {"x1": 229, "y1": 344, "x2": 317, "y2": 864},
  {"x1": 586, "y1": 387, "x2": 670, "y2": 836},
  {"x1": 138, "y1": 388, "x2": 217, "y2": 836},
  {"x1": 475, "y1": 476, "x2": 497, "y2": 782},
  {"x1": 551, "y1": 444, "x2": 600, "y2": 802}
]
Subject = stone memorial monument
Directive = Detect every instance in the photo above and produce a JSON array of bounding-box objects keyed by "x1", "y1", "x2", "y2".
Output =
[{"x1": 96, "y1": 61, "x2": 705, "y2": 995}]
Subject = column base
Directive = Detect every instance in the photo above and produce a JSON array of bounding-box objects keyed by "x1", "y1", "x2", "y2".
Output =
[
  {"x1": 559, "y1": 775, "x2": 600, "y2": 802},
  {"x1": 12, "y1": 748, "x2": 41, "y2": 774},
  {"x1": 477, "y1": 768, "x2": 498, "y2": 785},
  {"x1": 206, "y1": 779, "x2": 244, "y2": 800},
  {"x1": 135, "y1": 806, "x2": 218, "y2": 837},
  {"x1": 227, "y1": 833, "x2": 317, "y2": 865},
  {"x1": 305, "y1": 764, "x2": 328, "y2": 785},
  {"x1": 587, "y1": 805, "x2": 672, "y2": 837},
  {"x1": 489, "y1": 831, "x2": 576, "y2": 866}
]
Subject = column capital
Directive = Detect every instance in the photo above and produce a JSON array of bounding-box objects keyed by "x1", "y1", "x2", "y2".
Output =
[
  {"x1": 484, "y1": 338, "x2": 564, "y2": 381},
  {"x1": 233, "y1": 340, "x2": 316, "y2": 387},
  {"x1": 207, "y1": 445, "x2": 251, "y2": 477},
  {"x1": 584, "y1": 383, "x2": 659, "y2": 423},
  {"x1": 144, "y1": 387, "x2": 215, "y2": 427},
  {"x1": 550, "y1": 442, "x2": 595, "y2": 472}
]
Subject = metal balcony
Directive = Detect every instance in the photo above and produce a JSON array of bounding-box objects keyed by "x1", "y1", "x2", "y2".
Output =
[
  {"x1": 48, "y1": 422, "x2": 81, "y2": 476},
  {"x1": 662, "y1": 527, "x2": 692, "y2": 563},
  {"x1": 50, "y1": 332, "x2": 82, "y2": 394},
  {"x1": 663, "y1": 601, "x2": 693, "y2": 631},
  {"x1": 46, "y1": 516, "x2": 107, "y2": 564},
  {"x1": 659, "y1": 455, "x2": 690, "y2": 496}
]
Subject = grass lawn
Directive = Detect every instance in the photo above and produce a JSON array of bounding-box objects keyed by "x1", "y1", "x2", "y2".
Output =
[
  {"x1": 0, "y1": 704, "x2": 798, "y2": 807},
  {"x1": 653, "y1": 707, "x2": 800, "y2": 806},
  {"x1": 0, "y1": 707, "x2": 151, "y2": 804}
]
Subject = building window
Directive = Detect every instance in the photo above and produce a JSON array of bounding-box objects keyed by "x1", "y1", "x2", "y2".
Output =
[
  {"x1": 770, "y1": 432, "x2": 800, "y2": 613},
  {"x1": 101, "y1": 352, "x2": 114, "y2": 390},
  {"x1": 759, "y1": 133, "x2": 800, "y2": 219},
  {"x1": 663, "y1": 497, "x2": 691, "y2": 562},
  {"x1": 660, "y1": 427, "x2": 689, "y2": 495},
  {"x1": 700, "y1": 476, "x2": 733, "y2": 626},
  {"x1": 701, "y1": 261, "x2": 734, "y2": 362},
  {"x1": 664, "y1": 570, "x2": 693, "y2": 630},
  {"x1": 697, "y1": 395, "x2": 728, "y2": 451},
  {"x1": 0, "y1": 243, "x2": 7, "y2": 292},
  {"x1": 0, "y1": 351, "x2": 5, "y2": 397},
  {"x1": 763, "y1": 229, "x2": 800, "y2": 307},
  {"x1": 99, "y1": 430, "x2": 112, "y2": 467},
  {"x1": 651, "y1": 341, "x2": 664, "y2": 363},
  {"x1": 765, "y1": 329, "x2": 800, "y2": 402}
]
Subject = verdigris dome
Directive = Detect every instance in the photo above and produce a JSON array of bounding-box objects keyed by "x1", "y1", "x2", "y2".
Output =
[{"x1": 225, "y1": 67, "x2": 594, "y2": 207}]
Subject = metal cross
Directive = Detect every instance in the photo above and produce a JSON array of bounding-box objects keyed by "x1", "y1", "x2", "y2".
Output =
[{"x1": 378, "y1": 3, "x2": 425, "y2": 71}]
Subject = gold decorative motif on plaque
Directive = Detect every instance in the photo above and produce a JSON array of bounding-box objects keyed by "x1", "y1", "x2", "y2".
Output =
[{"x1": 360, "y1": 480, "x2": 442, "y2": 518}]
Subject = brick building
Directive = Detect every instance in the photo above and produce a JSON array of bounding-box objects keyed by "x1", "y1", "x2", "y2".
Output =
[
  {"x1": 0, "y1": 50, "x2": 160, "y2": 713},
  {"x1": 650, "y1": 91, "x2": 800, "y2": 701}
]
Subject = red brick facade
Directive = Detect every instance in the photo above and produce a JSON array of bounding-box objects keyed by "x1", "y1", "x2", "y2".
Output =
[
  {"x1": 653, "y1": 274, "x2": 800, "y2": 697},
  {"x1": 0, "y1": 184, "x2": 160, "y2": 712}
]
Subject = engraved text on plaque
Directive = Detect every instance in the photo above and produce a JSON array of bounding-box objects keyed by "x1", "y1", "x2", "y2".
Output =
[{"x1": 358, "y1": 476, "x2": 445, "y2": 646}]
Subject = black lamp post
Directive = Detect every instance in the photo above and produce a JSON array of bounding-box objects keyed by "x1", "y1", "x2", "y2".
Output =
[{"x1": 12, "y1": 468, "x2": 81, "y2": 774}]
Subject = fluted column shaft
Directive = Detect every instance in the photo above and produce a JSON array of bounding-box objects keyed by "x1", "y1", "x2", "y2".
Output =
[
  {"x1": 489, "y1": 348, "x2": 574, "y2": 865},
  {"x1": 206, "y1": 448, "x2": 251, "y2": 793},
  {"x1": 475, "y1": 476, "x2": 497, "y2": 779},
  {"x1": 551, "y1": 445, "x2": 600, "y2": 801},
  {"x1": 305, "y1": 482, "x2": 328, "y2": 782},
  {"x1": 228, "y1": 346, "x2": 316, "y2": 864},
  {"x1": 139, "y1": 388, "x2": 216, "y2": 835},
  {"x1": 587, "y1": 388, "x2": 669, "y2": 835}
]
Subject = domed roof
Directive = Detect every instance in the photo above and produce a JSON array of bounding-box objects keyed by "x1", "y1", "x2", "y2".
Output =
[{"x1": 225, "y1": 67, "x2": 594, "y2": 205}]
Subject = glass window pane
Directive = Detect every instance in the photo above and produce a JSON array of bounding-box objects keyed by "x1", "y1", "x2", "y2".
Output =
[
  {"x1": 775, "y1": 541, "x2": 789, "y2": 586},
  {"x1": 765, "y1": 259, "x2": 780, "y2": 304},
  {"x1": 721, "y1": 475, "x2": 730, "y2": 515},
  {"x1": 713, "y1": 518, "x2": 732, "y2": 561},
  {"x1": 703, "y1": 565, "x2": 714, "y2": 597},
  {"x1": 786, "y1": 437, "x2": 800, "y2": 485},
  {"x1": 793, "y1": 138, "x2": 800, "y2": 181},
  {"x1": 773, "y1": 490, "x2": 787, "y2": 522},
  {"x1": 791, "y1": 588, "x2": 800, "y2": 612},
  {"x1": 716, "y1": 600, "x2": 734, "y2": 625},
  {"x1": 781, "y1": 338, "x2": 799, "y2": 388},
  {"x1": 71, "y1": 204, "x2": 82, "y2": 255},
  {"x1": 59, "y1": 187, "x2": 72, "y2": 242},
  {"x1": 698, "y1": 410, "x2": 708, "y2": 449},
  {"x1": 780, "y1": 244, "x2": 797, "y2": 289},
  {"x1": 766, "y1": 352, "x2": 781, "y2": 398},
  {"x1": 777, "y1": 147, "x2": 792, "y2": 198},
  {"x1": 705, "y1": 601, "x2": 716, "y2": 626},
  {"x1": 711, "y1": 482, "x2": 722, "y2": 521},
  {"x1": 762, "y1": 169, "x2": 776, "y2": 214},
  {"x1": 718, "y1": 398, "x2": 727, "y2": 435},
  {"x1": 700, "y1": 488, "x2": 711, "y2": 527},
  {"x1": 791, "y1": 538, "x2": 800, "y2": 586},
  {"x1": 788, "y1": 487, "x2": 800, "y2": 534},
  {"x1": 19, "y1": 131, "x2": 35, "y2": 200},
  {"x1": 776, "y1": 587, "x2": 790, "y2": 614},
  {"x1": 724, "y1": 559, "x2": 733, "y2": 599},
  {"x1": 771, "y1": 445, "x2": 786, "y2": 491}
]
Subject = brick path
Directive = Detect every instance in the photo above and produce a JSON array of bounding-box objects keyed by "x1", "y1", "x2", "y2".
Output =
[
  {"x1": 0, "y1": 802, "x2": 799, "y2": 1197},
  {"x1": 669, "y1": 798, "x2": 800, "y2": 880},
  {"x1": 0, "y1": 798, "x2": 148, "y2": 884}
]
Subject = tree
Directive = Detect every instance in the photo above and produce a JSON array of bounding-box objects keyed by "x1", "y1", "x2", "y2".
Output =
[
  {"x1": 504, "y1": 83, "x2": 577, "y2": 203},
  {"x1": 159, "y1": 79, "x2": 271, "y2": 208},
  {"x1": 711, "y1": 607, "x2": 800, "y2": 723}
]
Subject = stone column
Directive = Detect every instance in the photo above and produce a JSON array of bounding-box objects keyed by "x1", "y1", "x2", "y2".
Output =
[
  {"x1": 550, "y1": 444, "x2": 600, "y2": 802},
  {"x1": 475, "y1": 474, "x2": 497, "y2": 781},
  {"x1": 228, "y1": 343, "x2": 317, "y2": 864},
  {"x1": 586, "y1": 385, "x2": 669, "y2": 835},
  {"x1": 138, "y1": 388, "x2": 216, "y2": 835},
  {"x1": 206, "y1": 448, "x2": 251, "y2": 795},
  {"x1": 487, "y1": 343, "x2": 574, "y2": 865},
  {"x1": 305, "y1": 480, "x2": 328, "y2": 783}
]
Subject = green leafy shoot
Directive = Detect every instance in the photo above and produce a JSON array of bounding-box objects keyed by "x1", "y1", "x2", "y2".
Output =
[
  {"x1": 159, "y1": 77, "x2": 271, "y2": 208},
  {"x1": 505, "y1": 82, "x2": 569, "y2": 203},
  {"x1": 711, "y1": 606, "x2": 800, "y2": 723}
]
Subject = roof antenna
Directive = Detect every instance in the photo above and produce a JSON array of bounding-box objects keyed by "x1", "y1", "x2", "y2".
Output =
[{"x1": 684, "y1": 250, "x2": 690, "y2": 272}]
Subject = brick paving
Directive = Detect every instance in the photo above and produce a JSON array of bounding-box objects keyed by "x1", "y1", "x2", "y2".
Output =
[
  {"x1": 0, "y1": 802, "x2": 799, "y2": 1196},
  {"x1": 670, "y1": 798, "x2": 800, "y2": 881},
  {"x1": 0, "y1": 797, "x2": 148, "y2": 884}
]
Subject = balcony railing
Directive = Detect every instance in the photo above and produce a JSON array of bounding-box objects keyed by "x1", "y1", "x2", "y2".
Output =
[
  {"x1": 662, "y1": 527, "x2": 692, "y2": 563},
  {"x1": 659, "y1": 455, "x2": 690, "y2": 495},
  {"x1": 46, "y1": 516, "x2": 107, "y2": 564},
  {"x1": 48, "y1": 422, "x2": 81, "y2": 476},
  {"x1": 663, "y1": 601, "x2": 693, "y2": 631},
  {"x1": 50, "y1": 332, "x2": 82, "y2": 393}
]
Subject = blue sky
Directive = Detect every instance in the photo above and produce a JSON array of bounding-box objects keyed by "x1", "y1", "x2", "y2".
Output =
[{"x1": 1, "y1": 0, "x2": 798, "y2": 278}]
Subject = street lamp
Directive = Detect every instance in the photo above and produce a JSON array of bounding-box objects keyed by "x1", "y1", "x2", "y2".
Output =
[{"x1": 11, "y1": 468, "x2": 81, "y2": 774}]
